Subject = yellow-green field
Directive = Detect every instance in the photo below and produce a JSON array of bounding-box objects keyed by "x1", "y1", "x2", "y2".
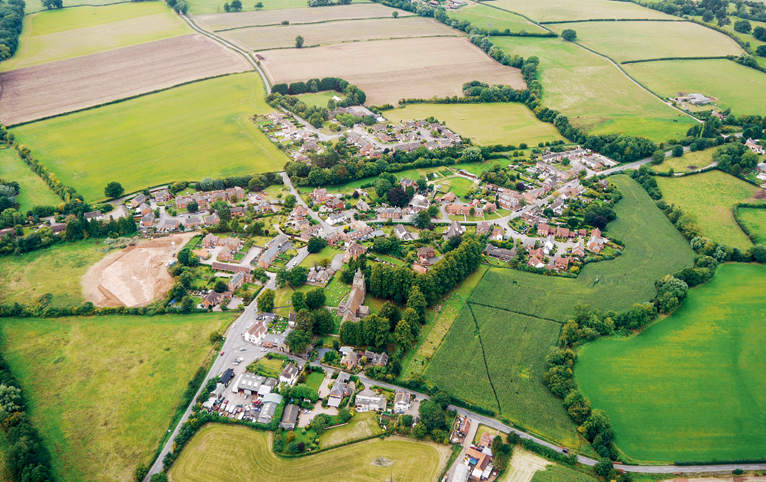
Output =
[
  {"x1": 736, "y1": 206, "x2": 766, "y2": 244},
  {"x1": 12, "y1": 73, "x2": 288, "y2": 201},
  {"x1": 654, "y1": 148, "x2": 716, "y2": 173},
  {"x1": 550, "y1": 20, "x2": 742, "y2": 63},
  {"x1": 490, "y1": 36, "x2": 695, "y2": 142},
  {"x1": 625, "y1": 59, "x2": 766, "y2": 115},
  {"x1": 2, "y1": 3, "x2": 190, "y2": 71},
  {"x1": 487, "y1": 0, "x2": 674, "y2": 22},
  {"x1": 0, "y1": 313, "x2": 233, "y2": 481},
  {"x1": 187, "y1": 0, "x2": 367, "y2": 15},
  {"x1": 657, "y1": 170, "x2": 765, "y2": 249},
  {"x1": 0, "y1": 146, "x2": 61, "y2": 211},
  {"x1": 385, "y1": 103, "x2": 563, "y2": 146},
  {"x1": 318, "y1": 412, "x2": 383, "y2": 447},
  {"x1": 447, "y1": 2, "x2": 546, "y2": 33},
  {"x1": 168, "y1": 425, "x2": 451, "y2": 481}
]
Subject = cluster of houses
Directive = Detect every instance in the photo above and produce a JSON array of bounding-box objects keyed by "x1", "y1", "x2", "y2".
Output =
[
  {"x1": 538, "y1": 146, "x2": 617, "y2": 175},
  {"x1": 521, "y1": 226, "x2": 608, "y2": 272}
]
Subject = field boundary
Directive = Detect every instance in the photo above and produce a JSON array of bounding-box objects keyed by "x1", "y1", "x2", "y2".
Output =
[
  {"x1": 25, "y1": 0, "x2": 139, "y2": 15},
  {"x1": 541, "y1": 18, "x2": 686, "y2": 24},
  {"x1": 465, "y1": 302, "x2": 502, "y2": 413},
  {"x1": 212, "y1": 14, "x2": 417, "y2": 32},
  {"x1": 732, "y1": 203, "x2": 766, "y2": 245},
  {"x1": 469, "y1": 300, "x2": 564, "y2": 324},
  {"x1": 477, "y1": 2, "x2": 554, "y2": 33},
  {"x1": 621, "y1": 55, "x2": 733, "y2": 64},
  {"x1": 250, "y1": 33, "x2": 462, "y2": 52}
]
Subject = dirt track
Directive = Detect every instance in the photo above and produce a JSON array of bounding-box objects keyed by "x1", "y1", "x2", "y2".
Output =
[
  {"x1": 82, "y1": 233, "x2": 195, "y2": 307},
  {"x1": 0, "y1": 34, "x2": 250, "y2": 125}
]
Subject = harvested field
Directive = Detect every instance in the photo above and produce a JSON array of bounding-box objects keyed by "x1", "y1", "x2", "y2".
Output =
[
  {"x1": 1, "y1": 3, "x2": 190, "y2": 71},
  {"x1": 0, "y1": 33, "x2": 250, "y2": 126},
  {"x1": 82, "y1": 233, "x2": 195, "y2": 307},
  {"x1": 488, "y1": 0, "x2": 674, "y2": 22},
  {"x1": 448, "y1": 2, "x2": 546, "y2": 34},
  {"x1": 221, "y1": 16, "x2": 457, "y2": 51},
  {"x1": 500, "y1": 448, "x2": 549, "y2": 482},
  {"x1": 195, "y1": 3, "x2": 410, "y2": 30},
  {"x1": 259, "y1": 37, "x2": 525, "y2": 105}
]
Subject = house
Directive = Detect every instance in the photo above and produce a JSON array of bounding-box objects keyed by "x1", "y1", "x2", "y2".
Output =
[
  {"x1": 257, "y1": 392, "x2": 283, "y2": 424},
  {"x1": 571, "y1": 243, "x2": 585, "y2": 257},
  {"x1": 497, "y1": 190, "x2": 520, "y2": 210},
  {"x1": 446, "y1": 203, "x2": 471, "y2": 216},
  {"x1": 466, "y1": 446, "x2": 493, "y2": 480},
  {"x1": 394, "y1": 390, "x2": 411, "y2": 414},
  {"x1": 228, "y1": 271, "x2": 249, "y2": 291},
  {"x1": 555, "y1": 226, "x2": 570, "y2": 239},
  {"x1": 152, "y1": 189, "x2": 171, "y2": 203},
  {"x1": 49, "y1": 222, "x2": 67, "y2": 234},
  {"x1": 217, "y1": 247, "x2": 234, "y2": 262},
  {"x1": 280, "y1": 404, "x2": 300, "y2": 430},
  {"x1": 326, "y1": 197, "x2": 345, "y2": 211},
  {"x1": 230, "y1": 206, "x2": 245, "y2": 217},
  {"x1": 490, "y1": 226, "x2": 504, "y2": 241},
  {"x1": 204, "y1": 213, "x2": 220, "y2": 226},
  {"x1": 441, "y1": 192, "x2": 457, "y2": 203},
  {"x1": 233, "y1": 372, "x2": 264, "y2": 395},
  {"x1": 377, "y1": 206, "x2": 402, "y2": 220},
  {"x1": 258, "y1": 234, "x2": 292, "y2": 268},
  {"x1": 484, "y1": 244, "x2": 515, "y2": 261},
  {"x1": 203, "y1": 290, "x2": 231, "y2": 309},
  {"x1": 393, "y1": 224, "x2": 418, "y2": 241},
  {"x1": 211, "y1": 262, "x2": 252, "y2": 274},
  {"x1": 328, "y1": 373, "x2": 351, "y2": 407},
  {"x1": 279, "y1": 363, "x2": 299, "y2": 386},
  {"x1": 83, "y1": 210, "x2": 102, "y2": 221},
  {"x1": 587, "y1": 228, "x2": 606, "y2": 253},
  {"x1": 129, "y1": 193, "x2": 147, "y2": 208},
  {"x1": 409, "y1": 194, "x2": 430, "y2": 212},
  {"x1": 444, "y1": 220, "x2": 465, "y2": 239},
  {"x1": 553, "y1": 256, "x2": 570, "y2": 271},
  {"x1": 476, "y1": 222, "x2": 491, "y2": 236},
  {"x1": 746, "y1": 138, "x2": 764, "y2": 155},
  {"x1": 141, "y1": 213, "x2": 155, "y2": 228},
  {"x1": 344, "y1": 241, "x2": 367, "y2": 263},
  {"x1": 311, "y1": 188, "x2": 331, "y2": 204},
  {"x1": 340, "y1": 346, "x2": 359, "y2": 370},
  {"x1": 243, "y1": 320, "x2": 267, "y2": 344},
  {"x1": 355, "y1": 388, "x2": 387, "y2": 412},
  {"x1": 528, "y1": 255, "x2": 545, "y2": 269},
  {"x1": 417, "y1": 246, "x2": 436, "y2": 265},
  {"x1": 537, "y1": 223, "x2": 552, "y2": 237},
  {"x1": 356, "y1": 199, "x2": 370, "y2": 211},
  {"x1": 327, "y1": 211, "x2": 350, "y2": 226},
  {"x1": 338, "y1": 269, "x2": 369, "y2": 322},
  {"x1": 363, "y1": 350, "x2": 388, "y2": 367}
]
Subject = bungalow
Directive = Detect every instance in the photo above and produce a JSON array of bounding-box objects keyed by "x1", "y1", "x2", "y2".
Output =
[
  {"x1": 394, "y1": 390, "x2": 411, "y2": 414},
  {"x1": 279, "y1": 363, "x2": 299, "y2": 386},
  {"x1": 280, "y1": 404, "x2": 300, "y2": 430},
  {"x1": 355, "y1": 388, "x2": 386, "y2": 412}
]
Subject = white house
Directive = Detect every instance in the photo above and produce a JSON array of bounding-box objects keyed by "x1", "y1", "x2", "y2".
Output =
[
  {"x1": 279, "y1": 363, "x2": 299, "y2": 386},
  {"x1": 394, "y1": 390, "x2": 411, "y2": 414}
]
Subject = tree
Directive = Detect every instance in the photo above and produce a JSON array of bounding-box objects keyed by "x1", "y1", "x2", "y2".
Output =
[
  {"x1": 672, "y1": 145, "x2": 683, "y2": 157},
  {"x1": 284, "y1": 194, "x2": 297, "y2": 209},
  {"x1": 756, "y1": 45, "x2": 766, "y2": 57},
  {"x1": 41, "y1": 0, "x2": 63, "y2": 8},
  {"x1": 407, "y1": 286, "x2": 427, "y2": 323},
  {"x1": 305, "y1": 288, "x2": 326, "y2": 310},
  {"x1": 104, "y1": 182, "x2": 124, "y2": 199},
  {"x1": 418, "y1": 399, "x2": 446, "y2": 432},
  {"x1": 414, "y1": 210, "x2": 432, "y2": 230},
  {"x1": 307, "y1": 236, "x2": 326, "y2": 253},
  {"x1": 214, "y1": 280, "x2": 228, "y2": 293},
  {"x1": 392, "y1": 10, "x2": 398, "y2": 18},
  {"x1": 150, "y1": 474, "x2": 169, "y2": 482},
  {"x1": 187, "y1": 200, "x2": 198, "y2": 213},
  {"x1": 394, "y1": 319, "x2": 415, "y2": 349},
  {"x1": 755, "y1": 26, "x2": 766, "y2": 41},
  {"x1": 258, "y1": 289, "x2": 275, "y2": 312},
  {"x1": 413, "y1": 422, "x2": 427, "y2": 438},
  {"x1": 312, "y1": 308, "x2": 334, "y2": 335},
  {"x1": 0, "y1": 384, "x2": 23, "y2": 424},
  {"x1": 295, "y1": 35, "x2": 304, "y2": 48},
  {"x1": 387, "y1": 185, "x2": 410, "y2": 207},
  {"x1": 562, "y1": 29, "x2": 577, "y2": 41},
  {"x1": 255, "y1": 1, "x2": 263, "y2": 7},
  {"x1": 651, "y1": 149, "x2": 665, "y2": 165},
  {"x1": 286, "y1": 329, "x2": 312, "y2": 353},
  {"x1": 734, "y1": 19, "x2": 751, "y2": 33},
  {"x1": 594, "y1": 460, "x2": 614, "y2": 478},
  {"x1": 751, "y1": 245, "x2": 766, "y2": 263},
  {"x1": 291, "y1": 291, "x2": 307, "y2": 311}
]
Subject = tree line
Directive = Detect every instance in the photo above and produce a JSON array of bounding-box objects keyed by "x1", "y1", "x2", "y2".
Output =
[
  {"x1": 271, "y1": 77, "x2": 366, "y2": 107},
  {"x1": 0, "y1": 0, "x2": 23, "y2": 61}
]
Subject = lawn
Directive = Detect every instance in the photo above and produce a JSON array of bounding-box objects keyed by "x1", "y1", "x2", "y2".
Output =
[
  {"x1": 576, "y1": 263, "x2": 766, "y2": 463},
  {"x1": 443, "y1": 176, "x2": 477, "y2": 199},
  {"x1": 551, "y1": 20, "x2": 742, "y2": 63},
  {"x1": 487, "y1": 0, "x2": 674, "y2": 22},
  {"x1": 168, "y1": 424, "x2": 452, "y2": 481},
  {"x1": 303, "y1": 370, "x2": 325, "y2": 392},
  {"x1": 656, "y1": 170, "x2": 765, "y2": 249},
  {"x1": 654, "y1": 147, "x2": 716, "y2": 173},
  {"x1": 0, "y1": 146, "x2": 61, "y2": 211},
  {"x1": 318, "y1": 412, "x2": 383, "y2": 447},
  {"x1": 472, "y1": 423, "x2": 503, "y2": 444},
  {"x1": 0, "y1": 313, "x2": 233, "y2": 481},
  {"x1": 12, "y1": 73, "x2": 288, "y2": 201},
  {"x1": 299, "y1": 245, "x2": 343, "y2": 269},
  {"x1": 736, "y1": 206, "x2": 766, "y2": 244},
  {"x1": 1, "y1": 3, "x2": 190, "y2": 71},
  {"x1": 448, "y1": 3, "x2": 545, "y2": 33},
  {"x1": 384, "y1": 103, "x2": 563, "y2": 147},
  {"x1": 490, "y1": 36, "x2": 695, "y2": 142},
  {"x1": 295, "y1": 91, "x2": 339, "y2": 109},
  {"x1": 624, "y1": 59, "x2": 766, "y2": 116},
  {"x1": 252, "y1": 355, "x2": 285, "y2": 378},
  {"x1": 0, "y1": 239, "x2": 113, "y2": 308},
  {"x1": 470, "y1": 175, "x2": 695, "y2": 321}
]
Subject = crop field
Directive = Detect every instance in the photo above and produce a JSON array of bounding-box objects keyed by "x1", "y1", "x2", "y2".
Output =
[
  {"x1": 487, "y1": 0, "x2": 674, "y2": 22},
  {"x1": 168, "y1": 425, "x2": 451, "y2": 481},
  {"x1": 736, "y1": 206, "x2": 766, "y2": 244},
  {"x1": 1, "y1": 3, "x2": 190, "y2": 71},
  {"x1": 384, "y1": 103, "x2": 563, "y2": 146},
  {"x1": 11, "y1": 73, "x2": 287, "y2": 201},
  {"x1": 447, "y1": 3, "x2": 546, "y2": 33},
  {"x1": 187, "y1": 0, "x2": 366, "y2": 15},
  {"x1": 656, "y1": 170, "x2": 765, "y2": 249},
  {"x1": 530, "y1": 463, "x2": 597, "y2": 482},
  {"x1": 624, "y1": 59, "x2": 766, "y2": 115},
  {"x1": 576, "y1": 263, "x2": 766, "y2": 463},
  {"x1": 490, "y1": 36, "x2": 695, "y2": 142},
  {"x1": 0, "y1": 147, "x2": 61, "y2": 211},
  {"x1": 318, "y1": 412, "x2": 383, "y2": 447},
  {"x1": 25, "y1": 0, "x2": 116, "y2": 13},
  {"x1": 549, "y1": 21, "x2": 742, "y2": 63},
  {"x1": 0, "y1": 313, "x2": 233, "y2": 480},
  {"x1": 1, "y1": 34, "x2": 250, "y2": 126},
  {"x1": 425, "y1": 304, "x2": 579, "y2": 446},
  {"x1": 259, "y1": 37, "x2": 525, "y2": 106},
  {"x1": 0, "y1": 239, "x2": 113, "y2": 308},
  {"x1": 195, "y1": 3, "x2": 410, "y2": 30},
  {"x1": 221, "y1": 16, "x2": 457, "y2": 51},
  {"x1": 654, "y1": 147, "x2": 716, "y2": 173},
  {"x1": 470, "y1": 175, "x2": 695, "y2": 321}
]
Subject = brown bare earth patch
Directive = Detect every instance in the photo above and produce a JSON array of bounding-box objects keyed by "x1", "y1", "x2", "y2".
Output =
[
  {"x1": 222, "y1": 16, "x2": 458, "y2": 51},
  {"x1": 82, "y1": 233, "x2": 196, "y2": 307},
  {"x1": 0, "y1": 33, "x2": 250, "y2": 126},
  {"x1": 195, "y1": 3, "x2": 410, "y2": 30},
  {"x1": 259, "y1": 37, "x2": 525, "y2": 105},
  {"x1": 754, "y1": 189, "x2": 766, "y2": 200}
]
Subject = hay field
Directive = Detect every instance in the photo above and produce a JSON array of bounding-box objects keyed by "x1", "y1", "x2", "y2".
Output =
[
  {"x1": 490, "y1": 36, "x2": 696, "y2": 142},
  {"x1": 195, "y1": 3, "x2": 410, "y2": 30},
  {"x1": 168, "y1": 425, "x2": 451, "y2": 481},
  {"x1": 736, "y1": 207, "x2": 766, "y2": 244},
  {"x1": 11, "y1": 72, "x2": 287, "y2": 201},
  {"x1": 317, "y1": 412, "x2": 383, "y2": 447},
  {"x1": 654, "y1": 147, "x2": 716, "y2": 173},
  {"x1": 624, "y1": 59, "x2": 766, "y2": 115},
  {"x1": 448, "y1": 3, "x2": 546, "y2": 33},
  {"x1": 187, "y1": 0, "x2": 365, "y2": 15},
  {"x1": 0, "y1": 147, "x2": 61, "y2": 211},
  {"x1": 260, "y1": 37, "x2": 525, "y2": 105},
  {"x1": 552, "y1": 21, "x2": 742, "y2": 63},
  {"x1": 657, "y1": 171, "x2": 765, "y2": 249},
  {"x1": 25, "y1": 0, "x2": 115, "y2": 14},
  {"x1": 487, "y1": 0, "x2": 674, "y2": 22},
  {"x1": 384, "y1": 103, "x2": 563, "y2": 146},
  {"x1": 1, "y1": 34, "x2": 250, "y2": 126},
  {"x1": 0, "y1": 313, "x2": 233, "y2": 480},
  {"x1": 1, "y1": 3, "x2": 190, "y2": 71},
  {"x1": 221, "y1": 16, "x2": 457, "y2": 51},
  {"x1": 499, "y1": 448, "x2": 549, "y2": 482},
  {"x1": 576, "y1": 263, "x2": 766, "y2": 463}
]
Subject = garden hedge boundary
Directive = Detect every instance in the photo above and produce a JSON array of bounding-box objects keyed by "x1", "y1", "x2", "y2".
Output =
[{"x1": 732, "y1": 202, "x2": 766, "y2": 245}]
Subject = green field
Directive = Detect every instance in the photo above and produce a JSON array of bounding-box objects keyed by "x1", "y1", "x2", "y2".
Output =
[
  {"x1": 531, "y1": 463, "x2": 597, "y2": 482},
  {"x1": 0, "y1": 146, "x2": 61, "y2": 211},
  {"x1": 736, "y1": 206, "x2": 766, "y2": 244},
  {"x1": 2, "y1": 3, "x2": 189, "y2": 71},
  {"x1": 490, "y1": 36, "x2": 695, "y2": 142},
  {"x1": 624, "y1": 59, "x2": 766, "y2": 115},
  {"x1": 0, "y1": 313, "x2": 233, "y2": 481},
  {"x1": 187, "y1": 0, "x2": 366, "y2": 15},
  {"x1": 576, "y1": 263, "x2": 766, "y2": 463},
  {"x1": 654, "y1": 147, "x2": 715, "y2": 173},
  {"x1": 168, "y1": 424, "x2": 451, "y2": 481},
  {"x1": 25, "y1": 0, "x2": 122, "y2": 14},
  {"x1": 441, "y1": 176, "x2": 477, "y2": 199},
  {"x1": 470, "y1": 175, "x2": 695, "y2": 320},
  {"x1": 487, "y1": 0, "x2": 674, "y2": 22},
  {"x1": 657, "y1": 170, "x2": 765, "y2": 249},
  {"x1": 12, "y1": 73, "x2": 287, "y2": 201},
  {"x1": 447, "y1": 3, "x2": 545, "y2": 33},
  {"x1": 692, "y1": 15, "x2": 766, "y2": 54},
  {"x1": 318, "y1": 412, "x2": 383, "y2": 447},
  {"x1": 551, "y1": 21, "x2": 742, "y2": 63},
  {"x1": 296, "y1": 91, "x2": 339, "y2": 109},
  {"x1": 385, "y1": 103, "x2": 563, "y2": 146},
  {"x1": 0, "y1": 239, "x2": 112, "y2": 308},
  {"x1": 299, "y1": 245, "x2": 343, "y2": 268}
]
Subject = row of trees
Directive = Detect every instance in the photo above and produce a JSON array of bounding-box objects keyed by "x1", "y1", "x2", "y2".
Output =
[
  {"x1": 0, "y1": 0, "x2": 23, "y2": 60},
  {"x1": 271, "y1": 77, "x2": 366, "y2": 107}
]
